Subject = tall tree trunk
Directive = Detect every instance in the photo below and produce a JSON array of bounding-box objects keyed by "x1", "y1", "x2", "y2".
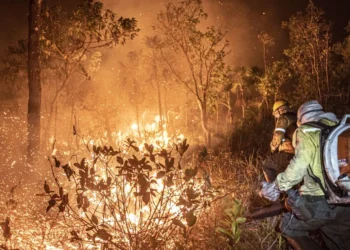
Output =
[
  {"x1": 216, "y1": 101, "x2": 219, "y2": 133},
  {"x1": 263, "y1": 44, "x2": 267, "y2": 72},
  {"x1": 27, "y1": 0, "x2": 42, "y2": 164},
  {"x1": 163, "y1": 83, "x2": 168, "y2": 124},
  {"x1": 152, "y1": 61, "x2": 164, "y2": 135},
  {"x1": 197, "y1": 99, "x2": 211, "y2": 147},
  {"x1": 133, "y1": 80, "x2": 142, "y2": 139}
]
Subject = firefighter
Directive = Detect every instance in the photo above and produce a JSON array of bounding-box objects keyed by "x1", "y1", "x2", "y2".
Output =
[
  {"x1": 260, "y1": 100, "x2": 350, "y2": 250},
  {"x1": 262, "y1": 99, "x2": 297, "y2": 182}
]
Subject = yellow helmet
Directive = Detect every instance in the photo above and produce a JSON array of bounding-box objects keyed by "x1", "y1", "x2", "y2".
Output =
[{"x1": 272, "y1": 99, "x2": 289, "y2": 113}]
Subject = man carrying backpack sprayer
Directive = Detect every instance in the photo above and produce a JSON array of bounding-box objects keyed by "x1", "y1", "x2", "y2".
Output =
[
  {"x1": 262, "y1": 99, "x2": 297, "y2": 182},
  {"x1": 260, "y1": 100, "x2": 350, "y2": 250}
]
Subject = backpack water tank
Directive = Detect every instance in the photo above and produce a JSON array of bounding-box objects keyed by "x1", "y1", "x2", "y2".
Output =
[{"x1": 324, "y1": 115, "x2": 350, "y2": 203}]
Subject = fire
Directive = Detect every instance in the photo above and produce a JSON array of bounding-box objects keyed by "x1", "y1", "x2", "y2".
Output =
[
  {"x1": 131, "y1": 123, "x2": 138, "y2": 131},
  {"x1": 0, "y1": 114, "x2": 213, "y2": 250},
  {"x1": 126, "y1": 115, "x2": 185, "y2": 152}
]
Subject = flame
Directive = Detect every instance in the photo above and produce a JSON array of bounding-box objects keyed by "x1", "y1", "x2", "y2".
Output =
[
  {"x1": 124, "y1": 115, "x2": 185, "y2": 152},
  {"x1": 5, "y1": 115, "x2": 197, "y2": 249},
  {"x1": 131, "y1": 123, "x2": 138, "y2": 131}
]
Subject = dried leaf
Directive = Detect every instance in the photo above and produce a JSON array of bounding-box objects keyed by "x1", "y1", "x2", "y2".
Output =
[
  {"x1": 44, "y1": 181, "x2": 50, "y2": 194},
  {"x1": 185, "y1": 210, "x2": 197, "y2": 227},
  {"x1": 92, "y1": 214, "x2": 98, "y2": 225},
  {"x1": 156, "y1": 171, "x2": 166, "y2": 179},
  {"x1": 171, "y1": 219, "x2": 186, "y2": 229}
]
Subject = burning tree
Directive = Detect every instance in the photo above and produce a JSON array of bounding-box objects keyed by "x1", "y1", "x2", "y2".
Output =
[
  {"x1": 155, "y1": 0, "x2": 230, "y2": 146},
  {"x1": 43, "y1": 136, "x2": 216, "y2": 249}
]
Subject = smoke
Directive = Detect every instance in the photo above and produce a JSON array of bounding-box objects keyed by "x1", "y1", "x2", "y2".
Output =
[
  {"x1": 75, "y1": 0, "x2": 306, "y2": 139},
  {"x1": 1, "y1": 0, "x2": 349, "y2": 149},
  {"x1": 99, "y1": 0, "x2": 308, "y2": 68}
]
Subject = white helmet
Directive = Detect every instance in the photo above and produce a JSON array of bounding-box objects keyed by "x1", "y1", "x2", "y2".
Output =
[{"x1": 297, "y1": 100, "x2": 324, "y2": 125}]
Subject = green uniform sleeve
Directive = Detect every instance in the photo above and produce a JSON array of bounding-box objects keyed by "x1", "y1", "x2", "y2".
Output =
[{"x1": 276, "y1": 129, "x2": 316, "y2": 191}]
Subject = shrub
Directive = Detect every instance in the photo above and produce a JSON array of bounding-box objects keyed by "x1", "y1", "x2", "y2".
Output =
[{"x1": 42, "y1": 137, "x2": 218, "y2": 249}]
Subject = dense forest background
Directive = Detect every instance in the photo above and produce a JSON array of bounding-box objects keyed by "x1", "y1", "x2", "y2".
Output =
[{"x1": 0, "y1": 0, "x2": 349, "y2": 249}]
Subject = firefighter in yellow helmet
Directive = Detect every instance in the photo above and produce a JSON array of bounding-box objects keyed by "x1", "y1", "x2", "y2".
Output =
[
  {"x1": 262, "y1": 99, "x2": 297, "y2": 182},
  {"x1": 260, "y1": 100, "x2": 350, "y2": 249}
]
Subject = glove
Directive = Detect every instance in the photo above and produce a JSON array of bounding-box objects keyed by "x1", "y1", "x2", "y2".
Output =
[
  {"x1": 286, "y1": 189, "x2": 299, "y2": 207},
  {"x1": 270, "y1": 141, "x2": 278, "y2": 153},
  {"x1": 259, "y1": 181, "x2": 280, "y2": 202}
]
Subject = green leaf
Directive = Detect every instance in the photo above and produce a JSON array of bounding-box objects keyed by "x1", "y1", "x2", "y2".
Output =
[
  {"x1": 235, "y1": 235, "x2": 241, "y2": 244},
  {"x1": 235, "y1": 217, "x2": 246, "y2": 224},
  {"x1": 231, "y1": 222, "x2": 237, "y2": 235},
  {"x1": 216, "y1": 227, "x2": 233, "y2": 238},
  {"x1": 224, "y1": 208, "x2": 235, "y2": 220}
]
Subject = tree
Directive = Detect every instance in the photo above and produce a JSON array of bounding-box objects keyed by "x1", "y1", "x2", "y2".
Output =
[
  {"x1": 332, "y1": 22, "x2": 350, "y2": 112},
  {"x1": 156, "y1": 0, "x2": 230, "y2": 146},
  {"x1": 0, "y1": 40, "x2": 28, "y2": 113},
  {"x1": 27, "y1": 0, "x2": 42, "y2": 164},
  {"x1": 266, "y1": 60, "x2": 293, "y2": 102},
  {"x1": 258, "y1": 31, "x2": 275, "y2": 72},
  {"x1": 282, "y1": 1, "x2": 332, "y2": 104},
  {"x1": 6, "y1": 1, "x2": 139, "y2": 163},
  {"x1": 39, "y1": 0, "x2": 138, "y2": 146},
  {"x1": 144, "y1": 36, "x2": 165, "y2": 130}
]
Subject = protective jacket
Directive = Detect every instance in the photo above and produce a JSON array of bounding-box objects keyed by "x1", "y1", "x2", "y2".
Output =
[
  {"x1": 270, "y1": 112, "x2": 297, "y2": 154},
  {"x1": 276, "y1": 119, "x2": 337, "y2": 196}
]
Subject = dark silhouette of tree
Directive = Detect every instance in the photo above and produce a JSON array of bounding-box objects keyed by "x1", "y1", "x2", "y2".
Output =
[
  {"x1": 258, "y1": 31, "x2": 275, "y2": 73},
  {"x1": 27, "y1": 0, "x2": 42, "y2": 164},
  {"x1": 282, "y1": 1, "x2": 331, "y2": 104}
]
